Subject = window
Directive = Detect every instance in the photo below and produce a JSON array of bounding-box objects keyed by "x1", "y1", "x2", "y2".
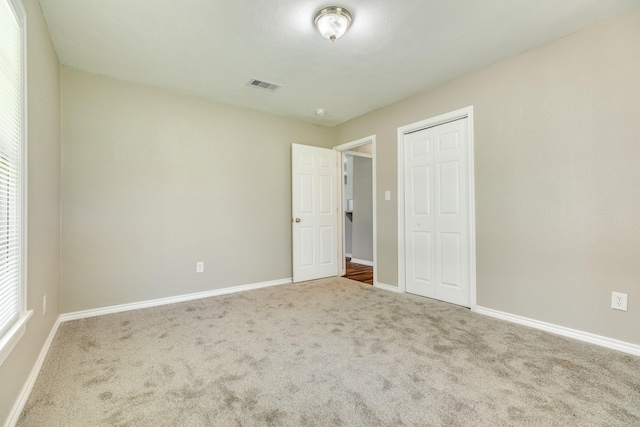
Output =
[{"x1": 0, "y1": 0, "x2": 30, "y2": 366}]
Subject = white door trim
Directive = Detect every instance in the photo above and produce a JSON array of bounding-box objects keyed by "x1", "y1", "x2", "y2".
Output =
[
  {"x1": 333, "y1": 135, "x2": 377, "y2": 285},
  {"x1": 397, "y1": 107, "x2": 477, "y2": 311},
  {"x1": 342, "y1": 150, "x2": 373, "y2": 159}
]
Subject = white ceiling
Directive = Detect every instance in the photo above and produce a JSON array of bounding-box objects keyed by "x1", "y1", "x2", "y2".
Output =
[{"x1": 38, "y1": 0, "x2": 639, "y2": 126}]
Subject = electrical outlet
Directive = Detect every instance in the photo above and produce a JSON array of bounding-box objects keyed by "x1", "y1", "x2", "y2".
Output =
[
  {"x1": 611, "y1": 292, "x2": 628, "y2": 311},
  {"x1": 43, "y1": 295, "x2": 47, "y2": 315},
  {"x1": 196, "y1": 262, "x2": 204, "y2": 273}
]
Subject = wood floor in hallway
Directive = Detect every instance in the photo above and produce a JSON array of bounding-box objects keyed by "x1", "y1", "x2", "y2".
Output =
[{"x1": 343, "y1": 258, "x2": 373, "y2": 285}]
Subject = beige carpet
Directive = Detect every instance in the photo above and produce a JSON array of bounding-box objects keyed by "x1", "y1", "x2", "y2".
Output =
[{"x1": 18, "y1": 277, "x2": 640, "y2": 426}]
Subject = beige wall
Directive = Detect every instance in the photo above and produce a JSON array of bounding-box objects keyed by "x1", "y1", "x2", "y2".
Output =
[
  {"x1": 60, "y1": 68, "x2": 333, "y2": 313},
  {"x1": 334, "y1": 9, "x2": 640, "y2": 345},
  {"x1": 0, "y1": 0, "x2": 61, "y2": 422}
]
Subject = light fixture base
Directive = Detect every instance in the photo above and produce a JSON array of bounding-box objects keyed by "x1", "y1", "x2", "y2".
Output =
[{"x1": 314, "y1": 6, "x2": 352, "y2": 41}]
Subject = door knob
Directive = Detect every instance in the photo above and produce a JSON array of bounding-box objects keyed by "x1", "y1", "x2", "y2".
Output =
[{"x1": 294, "y1": 218, "x2": 302, "y2": 223}]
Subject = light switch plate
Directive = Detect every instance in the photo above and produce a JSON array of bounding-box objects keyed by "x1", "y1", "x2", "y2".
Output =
[{"x1": 385, "y1": 190, "x2": 391, "y2": 201}]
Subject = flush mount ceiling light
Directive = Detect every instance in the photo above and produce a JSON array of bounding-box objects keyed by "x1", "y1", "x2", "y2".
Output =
[{"x1": 314, "y1": 6, "x2": 352, "y2": 41}]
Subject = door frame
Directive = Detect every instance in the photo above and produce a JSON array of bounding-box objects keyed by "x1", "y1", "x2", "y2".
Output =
[
  {"x1": 396, "y1": 106, "x2": 477, "y2": 310},
  {"x1": 333, "y1": 135, "x2": 377, "y2": 286}
]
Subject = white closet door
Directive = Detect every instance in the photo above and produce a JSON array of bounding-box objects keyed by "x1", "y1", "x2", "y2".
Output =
[{"x1": 404, "y1": 118, "x2": 471, "y2": 307}]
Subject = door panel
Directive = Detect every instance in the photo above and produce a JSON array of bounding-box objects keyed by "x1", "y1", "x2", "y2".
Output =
[
  {"x1": 438, "y1": 161, "x2": 460, "y2": 215},
  {"x1": 319, "y1": 175, "x2": 332, "y2": 213},
  {"x1": 300, "y1": 227, "x2": 314, "y2": 267},
  {"x1": 292, "y1": 144, "x2": 338, "y2": 282},
  {"x1": 434, "y1": 119, "x2": 469, "y2": 306},
  {"x1": 405, "y1": 118, "x2": 470, "y2": 307},
  {"x1": 300, "y1": 174, "x2": 313, "y2": 213},
  {"x1": 413, "y1": 231, "x2": 432, "y2": 281},
  {"x1": 320, "y1": 226, "x2": 333, "y2": 265},
  {"x1": 405, "y1": 132, "x2": 435, "y2": 296},
  {"x1": 412, "y1": 165, "x2": 431, "y2": 215},
  {"x1": 439, "y1": 232, "x2": 461, "y2": 287}
]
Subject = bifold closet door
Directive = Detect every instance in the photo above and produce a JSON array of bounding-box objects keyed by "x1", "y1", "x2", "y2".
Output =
[{"x1": 404, "y1": 118, "x2": 471, "y2": 307}]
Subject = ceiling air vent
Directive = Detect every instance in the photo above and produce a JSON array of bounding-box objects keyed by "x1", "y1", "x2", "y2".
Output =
[{"x1": 247, "y1": 79, "x2": 282, "y2": 92}]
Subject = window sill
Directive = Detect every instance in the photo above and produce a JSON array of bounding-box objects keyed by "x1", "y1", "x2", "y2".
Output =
[{"x1": 0, "y1": 310, "x2": 33, "y2": 366}]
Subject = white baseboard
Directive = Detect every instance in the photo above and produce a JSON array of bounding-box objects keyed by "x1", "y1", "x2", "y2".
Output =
[
  {"x1": 350, "y1": 258, "x2": 373, "y2": 267},
  {"x1": 476, "y1": 306, "x2": 640, "y2": 357},
  {"x1": 345, "y1": 253, "x2": 352, "y2": 258},
  {"x1": 59, "y1": 278, "x2": 293, "y2": 322},
  {"x1": 374, "y1": 282, "x2": 402, "y2": 293},
  {"x1": 5, "y1": 317, "x2": 61, "y2": 427}
]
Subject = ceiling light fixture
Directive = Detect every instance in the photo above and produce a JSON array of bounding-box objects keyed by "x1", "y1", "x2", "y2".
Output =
[{"x1": 314, "y1": 6, "x2": 352, "y2": 41}]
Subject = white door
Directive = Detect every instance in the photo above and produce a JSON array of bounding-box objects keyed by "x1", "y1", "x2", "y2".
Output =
[
  {"x1": 292, "y1": 144, "x2": 338, "y2": 282},
  {"x1": 404, "y1": 118, "x2": 471, "y2": 307}
]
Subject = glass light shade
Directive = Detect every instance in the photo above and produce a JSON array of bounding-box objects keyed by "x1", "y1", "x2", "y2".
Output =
[{"x1": 314, "y1": 7, "x2": 352, "y2": 41}]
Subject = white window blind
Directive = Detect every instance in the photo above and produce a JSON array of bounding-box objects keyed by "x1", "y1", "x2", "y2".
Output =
[{"x1": 0, "y1": 0, "x2": 25, "y2": 340}]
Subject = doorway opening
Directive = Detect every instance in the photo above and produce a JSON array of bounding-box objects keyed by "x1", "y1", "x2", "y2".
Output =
[
  {"x1": 333, "y1": 136, "x2": 376, "y2": 286},
  {"x1": 344, "y1": 257, "x2": 373, "y2": 285}
]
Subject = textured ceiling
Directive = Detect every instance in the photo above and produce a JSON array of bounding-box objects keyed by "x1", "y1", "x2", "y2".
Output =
[{"x1": 38, "y1": 0, "x2": 639, "y2": 126}]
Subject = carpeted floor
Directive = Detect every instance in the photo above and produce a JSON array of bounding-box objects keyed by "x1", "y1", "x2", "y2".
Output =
[{"x1": 18, "y1": 277, "x2": 640, "y2": 426}]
